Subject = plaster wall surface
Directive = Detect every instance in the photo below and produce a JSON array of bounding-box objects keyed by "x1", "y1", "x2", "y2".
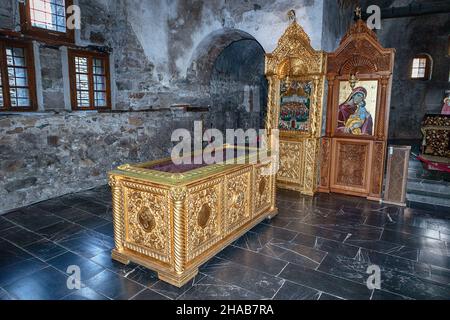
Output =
[{"x1": 360, "y1": 0, "x2": 450, "y2": 139}]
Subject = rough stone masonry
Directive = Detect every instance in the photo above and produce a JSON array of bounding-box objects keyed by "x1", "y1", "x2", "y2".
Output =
[{"x1": 0, "y1": 0, "x2": 352, "y2": 212}]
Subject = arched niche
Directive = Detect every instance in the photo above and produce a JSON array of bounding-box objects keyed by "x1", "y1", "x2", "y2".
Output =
[
  {"x1": 187, "y1": 28, "x2": 267, "y2": 131},
  {"x1": 186, "y1": 29, "x2": 259, "y2": 85}
]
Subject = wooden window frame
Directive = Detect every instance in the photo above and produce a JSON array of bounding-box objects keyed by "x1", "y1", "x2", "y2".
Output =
[
  {"x1": 410, "y1": 54, "x2": 432, "y2": 80},
  {"x1": 68, "y1": 49, "x2": 111, "y2": 111},
  {"x1": 19, "y1": 0, "x2": 75, "y2": 44},
  {"x1": 0, "y1": 39, "x2": 38, "y2": 112}
]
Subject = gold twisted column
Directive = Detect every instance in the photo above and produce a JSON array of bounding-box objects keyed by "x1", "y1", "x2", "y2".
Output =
[
  {"x1": 170, "y1": 187, "x2": 187, "y2": 275},
  {"x1": 109, "y1": 175, "x2": 130, "y2": 266},
  {"x1": 268, "y1": 174, "x2": 278, "y2": 219},
  {"x1": 109, "y1": 176, "x2": 124, "y2": 252}
]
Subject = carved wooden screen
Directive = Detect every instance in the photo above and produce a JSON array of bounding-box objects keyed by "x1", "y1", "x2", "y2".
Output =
[
  {"x1": 265, "y1": 20, "x2": 326, "y2": 195},
  {"x1": 319, "y1": 19, "x2": 395, "y2": 200}
]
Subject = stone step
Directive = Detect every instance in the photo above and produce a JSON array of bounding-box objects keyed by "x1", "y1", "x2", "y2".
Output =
[
  {"x1": 403, "y1": 155, "x2": 450, "y2": 209},
  {"x1": 406, "y1": 193, "x2": 450, "y2": 208},
  {"x1": 408, "y1": 178, "x2": 450, "y2": 193},
  {"x1": 408, "y1": 168, "x2": 450, "y2": 182},
  {"x1": 407, "y1": 187, "x2": 450, "y2": 200},
  {"x1": 407, "y1": 179, "x2": 450, "y2": 204}
]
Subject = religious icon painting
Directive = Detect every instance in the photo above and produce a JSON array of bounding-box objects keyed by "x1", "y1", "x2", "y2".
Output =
[
  {"x1": 336, "y1": 80, "x2": 378, "y2": 136},
  {"x1": 279, "y1": 79, "x2": 313, "y2": 132}
]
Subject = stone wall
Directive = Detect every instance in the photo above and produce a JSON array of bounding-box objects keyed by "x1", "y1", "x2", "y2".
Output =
[
  {"x1": 321, "y1": 0, "x2": 354, "y2": 52},
  {"x1": 0, "y1": 110, "x2": 212, "y2": 212},
  {"x1": 127, "y1": 0, "x2": 328, "y2": 83},
  {"x1": 0, "y1": 0, "x2": 14, "y2": 29},
  {"x1": 0, "y1": 0, "x2": 352, "y2": 212},
  {"x1": 40, "y1": 46, "x2": 66, "y2": 111},
  {"x1": 357, "y1": 0, "x2": 450, "y2": 139},
  {"x1": 377, "y1": 12, "x2": 450, "y2": 139},
  {"x1": 0, "y1": 0, "x2": 350, "y2": 113}
]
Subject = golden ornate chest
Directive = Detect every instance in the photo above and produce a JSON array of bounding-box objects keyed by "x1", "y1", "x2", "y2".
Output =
[{"x1": 109, "y1": 146, "x2": 277, "y2": 287}]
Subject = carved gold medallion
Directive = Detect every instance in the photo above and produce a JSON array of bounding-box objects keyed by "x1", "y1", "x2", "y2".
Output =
[
  {"x1": 197, "y1": 204, "x2": 211, "y2": 228},
  {"x1": 138, "y1": 207, "x2": 156, "y2": 233}
]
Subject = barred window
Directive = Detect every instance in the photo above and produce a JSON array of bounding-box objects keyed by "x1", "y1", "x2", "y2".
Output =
[
  {"x1": 411, "y1": 54, "x2": 432, "y2": 80},
  {"x1": 0, "y1": 40, "x2": 37, "y2": 111},
  {"x1": 29, "y1": 0, "x2": 67, "y2": 32},
  {"x1": 20, "y1": 0, "x2": 74, "y2": 43},
  {"x1": 93, "y1": 58, "x2": 107, "y2": 107},
  {"x1": 69, "y1": 50, "x2": 111, "y2": 110}
]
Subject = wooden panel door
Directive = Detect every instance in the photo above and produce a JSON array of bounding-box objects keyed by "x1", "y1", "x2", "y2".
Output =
[{"x1": 330, "y1": 138, "x2": 372, "y2": 196}]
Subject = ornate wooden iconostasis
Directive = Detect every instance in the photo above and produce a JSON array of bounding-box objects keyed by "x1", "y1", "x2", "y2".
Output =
[
  {"x1": 265, "y1": 12, "x2": 327, "y2": 195},
  {"x1": 319, "y1": 17, "x2": 395, "y2": 200}
]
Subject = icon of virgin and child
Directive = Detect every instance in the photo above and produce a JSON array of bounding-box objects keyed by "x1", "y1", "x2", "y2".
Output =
[{"x1": 336, "y1": 86, "x2": 373, "y2": 135}]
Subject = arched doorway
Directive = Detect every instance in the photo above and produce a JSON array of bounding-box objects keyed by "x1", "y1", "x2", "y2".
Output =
[{"x1": 187, "y1": 29, "x2": 267, "y2": 132}]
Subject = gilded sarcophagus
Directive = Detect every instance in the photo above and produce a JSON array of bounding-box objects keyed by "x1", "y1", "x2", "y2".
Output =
[{"x1": 108, "y1": 146, "x2": 277, "y2": 287}]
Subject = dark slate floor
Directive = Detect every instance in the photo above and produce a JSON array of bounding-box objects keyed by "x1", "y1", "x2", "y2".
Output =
[{"x1": 1, "y1": 186, "x2": 450, "y2": 300}]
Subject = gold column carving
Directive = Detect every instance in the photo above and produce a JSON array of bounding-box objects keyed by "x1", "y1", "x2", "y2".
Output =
[
  {"x1": 170, "y1": 187, "x2": 187, "y2": 275},
  {"x1": 109, "y1": 175, "x2": 124, "y2": 252}
]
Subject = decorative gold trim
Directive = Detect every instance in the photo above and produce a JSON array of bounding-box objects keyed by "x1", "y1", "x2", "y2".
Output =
[
  {"x1": 111, "y1": 145, "x2": 269, "y2": 186},
  {"x1": 170, "y1": 187, "x2": 187, "y2": 274},
  {"x1": 109, "y1": 175, "x2": 124, "y2": 252}
]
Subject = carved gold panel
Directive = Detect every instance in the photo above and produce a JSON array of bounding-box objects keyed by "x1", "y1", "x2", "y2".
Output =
[
  {"x1": 186, "y1": 178, "x2": 222, "y2": 262},
  {"x1": 303, "y1": 138, "x2": 320, "y2": 194},
  {"x1": 265, "y1": 22, "x2": 326, "y2": 77},
  {"x1": 254, "y1": 163, "x2": 273, "y2": 215},
  {"x1": 225, "y1": 168, "x2": 252, "y2": 235},
  {"x1": 278, "y1": 140, "x2": 303, "y2": 186},
  {"x1": 265, "y1": 18, "x2": 326, "y2": 196},
  {"x1": 122, "y1": 182, "x2": 171, "y2": 263}
]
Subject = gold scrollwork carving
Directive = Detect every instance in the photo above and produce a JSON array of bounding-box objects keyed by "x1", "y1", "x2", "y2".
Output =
[
  {"x1": 278, "y1": 141, "x2": 303, "y2": 182},
  {"x1": 170, "y1": 187, "x2": 187, "y2": 201},
  {"x1": 226, "y1": 170, "x2": 251, "y2": 234},
  {"x1": 254, "y1": 165, "x2": 272, "y2": 214},
  {"x1": 259, "y1": 177, "x2": 267, "y2": 195},
  {"x1": 126, "y1": 188, "x2": 169, "y2": 256},
  {"x1": 186, "y1": 181, "x2": 221, "y2": 262}
]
